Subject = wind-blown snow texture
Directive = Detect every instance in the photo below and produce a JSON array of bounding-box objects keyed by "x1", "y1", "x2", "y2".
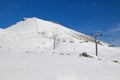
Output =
[{"x1": 0, "y1": 17, "x2": 120, "y2": 80}]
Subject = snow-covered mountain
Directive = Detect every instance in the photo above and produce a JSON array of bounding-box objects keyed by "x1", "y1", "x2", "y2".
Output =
[
  {"x1": 0, "y1": 17, "x2": 120, "y2": 80},
  {"x1": 0, "y1": 17, "x2": 119, "y2": 58}
]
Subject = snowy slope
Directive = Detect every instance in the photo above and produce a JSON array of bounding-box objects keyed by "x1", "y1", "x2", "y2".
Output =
[
  {"x1": 0, "y1": 17, "x2": 120, "y2": 80},
  {"x1": 0, "y1": 54, "x2": 120, "y2": 80},
  {"x1": 0, "y1": 17, "x2": 119, "y2": 59}
]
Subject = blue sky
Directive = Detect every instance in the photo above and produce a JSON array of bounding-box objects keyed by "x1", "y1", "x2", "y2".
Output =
[{"x1": 0, "y1": 0, "x2": 120, "y2": 46}]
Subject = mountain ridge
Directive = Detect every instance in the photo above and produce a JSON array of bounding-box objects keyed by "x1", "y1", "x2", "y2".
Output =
[{"x1": 3, "y1": 17, "x2": 99, "y2": 45}]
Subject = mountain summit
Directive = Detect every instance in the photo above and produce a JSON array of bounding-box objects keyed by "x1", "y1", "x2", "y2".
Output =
[
  {"x1": 6, "y1": 17, "x2": 65, "y2": 33},
  {"x1": 5, "y1": 17, "x2": 95, "y2": 43},
  {"x1": 6, "y1": 17, "x2": 78, "y2": 34}
]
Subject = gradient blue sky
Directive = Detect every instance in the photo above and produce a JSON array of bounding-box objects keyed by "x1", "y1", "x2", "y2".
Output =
[{"x1": 0, "y1": 0, "x2": 120, "y2": 46}]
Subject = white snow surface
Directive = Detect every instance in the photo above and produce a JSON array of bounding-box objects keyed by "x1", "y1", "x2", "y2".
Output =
[{"x1": 0, "y1": 17, "x2": 120, "y2": 80}]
